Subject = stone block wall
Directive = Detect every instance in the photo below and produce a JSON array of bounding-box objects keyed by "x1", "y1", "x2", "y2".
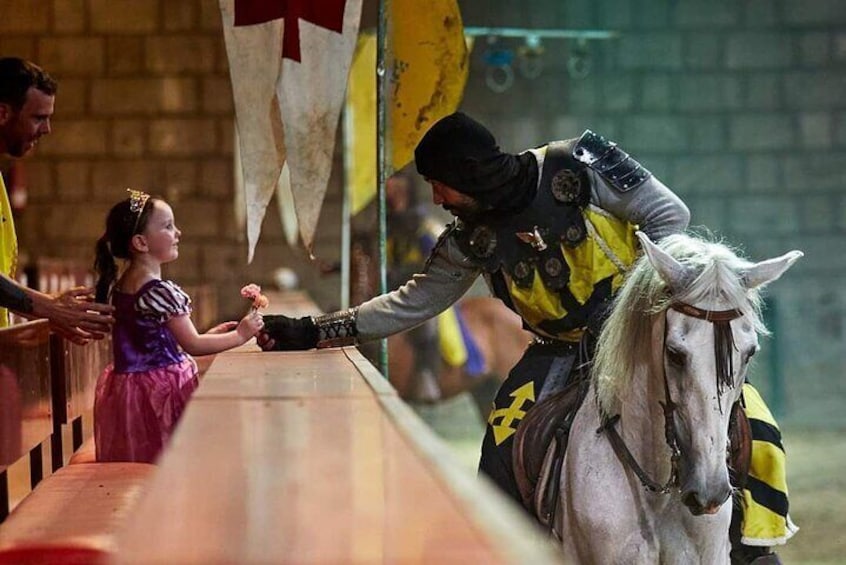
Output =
[
  {"x1": 0, "y1": 0, "x2": 344, "y2": 321},
  {"x1": 458, "y1": 0, "x2": 846, "y2": 426},
  {"x1": 2, "y1": 0, "x2": 843, "y2": 425}
]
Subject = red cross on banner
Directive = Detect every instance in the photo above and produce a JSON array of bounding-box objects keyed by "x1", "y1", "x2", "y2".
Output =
[{"x1": 234, "y1": 0, "x2": 347, "y2": 62}]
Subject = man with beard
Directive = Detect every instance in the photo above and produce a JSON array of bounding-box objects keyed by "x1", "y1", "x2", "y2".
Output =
[
  {"x1": 0, "y1": 57, "x2": 114, "y2": 342},
  {"x1": 258, "y1": 112, "x2": 789, "y2": 563}
]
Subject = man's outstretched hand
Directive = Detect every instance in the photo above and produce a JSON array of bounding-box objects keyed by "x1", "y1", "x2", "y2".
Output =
[
  {"x1": 39, "y1": 287, "x2": 115, "y2": 345},
  {"x1": 257, "y1": 315, "x2": 318, "y2": 351}
]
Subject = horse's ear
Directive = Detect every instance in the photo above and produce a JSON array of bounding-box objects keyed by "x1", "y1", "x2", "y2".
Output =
[
  {"x1": 742, "y1": 250, "x2": 803, "y2": 289},
  {"x1": 636, "y1": 231, "x2": 690, "y2": 292}
]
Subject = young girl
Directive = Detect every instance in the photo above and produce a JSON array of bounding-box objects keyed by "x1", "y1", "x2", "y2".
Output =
[{"x1": 93, "y1": 189, "x2": 264, "y2": 463}]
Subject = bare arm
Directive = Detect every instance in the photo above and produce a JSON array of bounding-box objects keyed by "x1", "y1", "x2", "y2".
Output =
[
  {"x1": 0, "y1": 272, "x2": 33, "y2": 314},
  {"x1": 1, "y1": 275, "x2": 115, "y2": 343},
  {"x1": 166, "y1": 310, "x2": 264, "y2": 356}
]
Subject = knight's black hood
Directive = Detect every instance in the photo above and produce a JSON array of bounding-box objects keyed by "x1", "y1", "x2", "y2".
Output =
[{"x1": 414, "y1": 112, "x2": 537, "y2": 213}]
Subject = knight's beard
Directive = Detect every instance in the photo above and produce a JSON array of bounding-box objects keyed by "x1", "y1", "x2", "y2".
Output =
[{"x1": 444, "y1": 201, "x2": 484, "y2": 222}]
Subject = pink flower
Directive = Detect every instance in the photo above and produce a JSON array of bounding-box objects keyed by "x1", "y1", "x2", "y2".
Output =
[
  {"x1": 240, "y1": 283, "x2": 262, "y2": 300},
  {"x1": 240, "y1": 283, "x2": 269, "y2": 309}
]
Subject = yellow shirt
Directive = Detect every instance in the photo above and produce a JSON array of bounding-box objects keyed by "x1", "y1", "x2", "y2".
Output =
[{"x1": 0, "y1": 172, "x2": 19, "y2": 326}]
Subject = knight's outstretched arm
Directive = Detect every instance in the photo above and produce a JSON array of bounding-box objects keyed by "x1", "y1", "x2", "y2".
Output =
[{"x1": 261, "y1": 225, "x2": 480, "y2": 351}]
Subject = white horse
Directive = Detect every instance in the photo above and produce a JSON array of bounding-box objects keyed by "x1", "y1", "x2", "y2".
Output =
[{"x1": 556, "y1": 232, "x2": 802, "y2": 564}]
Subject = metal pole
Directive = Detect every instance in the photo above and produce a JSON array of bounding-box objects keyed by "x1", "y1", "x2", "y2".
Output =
[
  {"x1": 340, "y1": 110, "x2": 352, "y2": 310},
  {"x1": 376, "y1": 0, "x2": 389, "y2": 378},
  {"x1": 463, "y1": 26, "x2": 619, "y2": 40}
]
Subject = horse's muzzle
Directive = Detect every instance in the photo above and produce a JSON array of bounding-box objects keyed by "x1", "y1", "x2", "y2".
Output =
[{"x1": 681, "y1": 489, "x2": 730, "y2": 516}]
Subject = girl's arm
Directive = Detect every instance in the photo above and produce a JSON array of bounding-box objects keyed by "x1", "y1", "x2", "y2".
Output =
[{"x1": 166, "y1": 310, "x2": 264, "y2": 356}]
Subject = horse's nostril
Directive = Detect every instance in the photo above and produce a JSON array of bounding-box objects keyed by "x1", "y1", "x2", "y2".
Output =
[
  {"x1": 682, "y1": 492, "x2": 705, "y2": 515},
  {"x1": 682, "y1": 490, "x2": 728, "y2": 516}
]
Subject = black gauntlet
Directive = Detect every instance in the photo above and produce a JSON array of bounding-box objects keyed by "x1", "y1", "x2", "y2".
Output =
[
  {"x1": 263, "y1": 315, "x2": 319, "y2": 350},
  {"x1": 263, "y1": 308, "x2": 359, "y2": 351}
]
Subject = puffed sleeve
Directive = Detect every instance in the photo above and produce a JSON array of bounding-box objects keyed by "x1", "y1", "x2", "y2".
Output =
[{"x1": 136, "y1": 280, "x2": 193, "y2": 323}]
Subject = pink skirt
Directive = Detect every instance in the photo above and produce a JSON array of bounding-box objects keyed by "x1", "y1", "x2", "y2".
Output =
[{"x1": 94, "y1": 357, "x2": 198, "y2": 463}]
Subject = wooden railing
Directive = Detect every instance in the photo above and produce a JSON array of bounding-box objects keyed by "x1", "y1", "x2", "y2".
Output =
[
  {"x1": 0, "y1": 321, "x2": 150, "y2": 564},
  {"x1": 0, "y1": 290, "x2": 561, "y2": 563},
  {"x1": 0, "y1": 321, "x2": 52, "y2": 516},
  {"x1": 112, "y1": 291, "x2": 561, "y2": 564}
]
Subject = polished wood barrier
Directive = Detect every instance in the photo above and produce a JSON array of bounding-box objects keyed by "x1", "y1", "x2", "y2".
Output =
[
  {"x1": 49, "y1": 333, "x2": 112, "y2": 469},
  {"x1": 114, "y1": 291, "x2": 561, "y2": 563},
  {"x1": 0, "y1": 463, "x2": 151, "y2": 553},
  {"x1": 0, "y1": 322, "x2": 153, "y2": 553},
  {"x1": 0, "y1": 321, "x2": 52, "y2": 475},
  {"x1": 0, "y1": 321, "x2": 53, "y2": 521}
]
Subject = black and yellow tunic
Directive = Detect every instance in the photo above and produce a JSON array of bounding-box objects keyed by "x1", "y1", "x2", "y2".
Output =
[{"x1": 355, "y1": 130, "x2": 690, "y2": 502}]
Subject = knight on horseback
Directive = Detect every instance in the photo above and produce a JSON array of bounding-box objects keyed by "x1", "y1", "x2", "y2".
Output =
[{"x1": 258, "y1": 112, "x2": 795, "y2": 563}]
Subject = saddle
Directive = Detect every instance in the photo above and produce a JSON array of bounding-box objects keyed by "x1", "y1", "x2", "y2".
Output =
[
  {"x1": 512, "y1": 377, "x2": 589, "y2": 527},
  {"x1": 513, "y1": 384, "x2": 753, "y2": 530}
]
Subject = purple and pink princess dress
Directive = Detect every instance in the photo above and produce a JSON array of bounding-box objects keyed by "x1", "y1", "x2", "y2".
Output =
[{"x1": 94, "y1": 279, "x2": 198, "y2": 463}]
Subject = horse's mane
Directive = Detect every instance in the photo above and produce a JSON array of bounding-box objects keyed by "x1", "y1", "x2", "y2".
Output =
[{"x1": 592, "y1": 232, "x2": 768, "y2": 416}]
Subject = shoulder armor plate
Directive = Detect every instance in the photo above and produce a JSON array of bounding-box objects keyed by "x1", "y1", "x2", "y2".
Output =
[{"x1": 572, "y1": 130, "x2": 652, "y2": 192}]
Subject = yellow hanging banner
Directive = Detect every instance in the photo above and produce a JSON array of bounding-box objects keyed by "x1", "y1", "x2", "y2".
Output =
[
  {"x1": 390, "y1": 0, "x2": 469, "y2": 171},
  {"x1": 345, "y1": 0, "x2": 469, "y2": 215},
  {"x1": 346, "y1": 34, "x2": 378, "y2": 215}
]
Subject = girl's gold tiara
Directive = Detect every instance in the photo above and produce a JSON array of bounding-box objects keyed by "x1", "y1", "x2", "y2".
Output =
[{"x1": 127, "y1": 188, "x2": 150, "y2": 214}]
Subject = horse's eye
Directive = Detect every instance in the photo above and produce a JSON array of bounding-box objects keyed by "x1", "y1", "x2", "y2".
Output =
[{"x1": 666, "y1": 347, "x2": 686, "y2": 367}]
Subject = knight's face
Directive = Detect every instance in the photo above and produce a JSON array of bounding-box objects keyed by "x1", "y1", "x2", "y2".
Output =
[{"x1": 427, "y1": 179, "x2": 482, "y2": 219}]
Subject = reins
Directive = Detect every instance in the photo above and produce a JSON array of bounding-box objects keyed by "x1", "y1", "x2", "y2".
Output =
[{"x1": 599, "y1": 301, "x2": 743, "y2": 494}]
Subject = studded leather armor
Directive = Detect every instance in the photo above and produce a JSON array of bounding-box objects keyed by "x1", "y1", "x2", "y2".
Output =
[{"x1": 452, "y1": 131, "x2": 647, "y2": 342}]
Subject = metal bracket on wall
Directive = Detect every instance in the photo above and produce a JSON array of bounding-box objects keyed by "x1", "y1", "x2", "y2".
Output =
[{"x1": 464, "y1": 27, "x2": 620, "y2": 92}]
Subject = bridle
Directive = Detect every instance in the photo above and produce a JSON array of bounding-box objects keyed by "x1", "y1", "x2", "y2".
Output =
[{"x1": 599, "y1": 301, "x2": 743, "y2": 494}]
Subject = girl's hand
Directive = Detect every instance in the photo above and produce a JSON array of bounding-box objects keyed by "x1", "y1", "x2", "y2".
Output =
[
  {"x1": 205, "y1": 321, "x2": 238, "y2": 334},
  {"x1": 236, "y1": 309, "x2": 265, "y2": 342}
]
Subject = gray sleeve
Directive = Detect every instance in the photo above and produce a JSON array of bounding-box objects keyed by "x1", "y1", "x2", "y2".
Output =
[
  {"x1": 588, "y1": 169, "x2": 690, "y2": 241},
  {"x1": 356, "y1": 235, "x2": 481, "y2": 341}
]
